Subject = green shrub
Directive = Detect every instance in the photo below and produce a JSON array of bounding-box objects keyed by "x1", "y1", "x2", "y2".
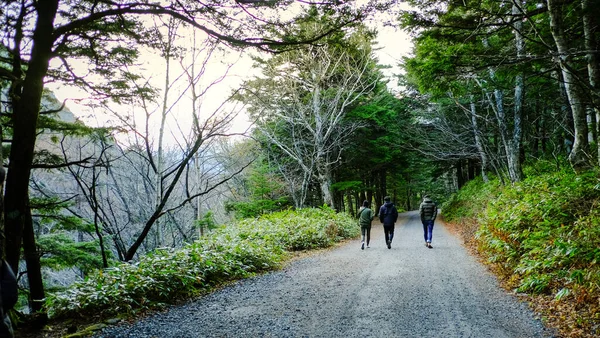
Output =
[
  {"x1": 446, "y1": 166, "x2": 600, "y2": 304},
  {"x1": 442, "y1": 176, "x2": 500, "y2": 222},
  {"x1": 45, "y1": 206, "x2": 359, "y2": 319}
]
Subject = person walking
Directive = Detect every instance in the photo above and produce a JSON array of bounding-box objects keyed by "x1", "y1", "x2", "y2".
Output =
[
  {"x1": 357, "y1": 200, "x2": 374, "y2": 250},
  {"x1": 419, "y1": 195, "x2": 438, "y2": 248},
  {"x1": 378, "y1": 196, "x2": 398, "y2": 249}
]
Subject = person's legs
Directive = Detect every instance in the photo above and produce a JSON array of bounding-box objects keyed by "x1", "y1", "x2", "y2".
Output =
[
  {"x1": 383, "y1": 226, "x2": 390, "y2": 244},
  {"x1": 361, "y1": 226, "x2": 366, "y2": 249},
  {"x1": 384, "y1": 225, "x2": 393, "y2": 249},
  {"x1": 425, "y1": 220, "x2": 434, "y2": 248},
  {"x1": 427, "y1": 221, "x2": 435, "y2": 243},
  {"x1": 366, "y1": 226, "x2": 371, "y2": 247},
  {"x1": 422, "y1": 221, "x2": 428, "y2": 243}
]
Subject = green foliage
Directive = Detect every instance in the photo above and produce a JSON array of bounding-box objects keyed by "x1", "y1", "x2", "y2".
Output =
[
  {"x1": 37, "y1": 234, "x2": 105, "y2": 274},
  {"x1": 230, "y1": 206, "x2": 360, "y2": 251},
  {"x1": 442, "y1": 176, "x2": 501, "y2": 222},
  {"x1": 225, "y1": 156, "x2": 292, "y2": 218},
  {"x1": 45, "y1": 207, "x2": 359, "y2": 319},
  {"x1": 444, "y1": 166, "x2": 600, "y2": 304},
  {"x1": 331, "y1": 180, "x2": 362, "y2": 192},
  {"x1": 31, "y1": 197, "x2": 108, "y2": 274},
  {"x1": 225, "y1": 198, "x2": 291, "y2": 219},
  {"x1": 194, "y1": 211, "x2": 217, "y2": 232}
]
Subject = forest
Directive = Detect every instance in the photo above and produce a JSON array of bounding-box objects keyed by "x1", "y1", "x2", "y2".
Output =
[{"x1": 1, "y1": 0, "x2": 599, "y2": 337}]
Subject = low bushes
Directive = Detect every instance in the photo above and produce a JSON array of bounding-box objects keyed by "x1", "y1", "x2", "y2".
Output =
[
  {"x1": 45, "y1": 206, "x2": 359, "y2": 319},
  {"x1": 443, "y1": 167, "x2": 600, "y2": 337}
]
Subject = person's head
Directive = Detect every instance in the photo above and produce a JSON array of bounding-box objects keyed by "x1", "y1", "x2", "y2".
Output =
[
  {"x1": 384, "y1": 196, "x2": 391, "y2": 202},
  {"x1": 423, "y1": 194, "x2": 431, "y2": 201},
  {"x1": 362, "y1": 200, "x2": 369, "y2": 207}
]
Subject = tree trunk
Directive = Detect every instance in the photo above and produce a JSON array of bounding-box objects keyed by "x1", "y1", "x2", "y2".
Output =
[
  {"x1": 0, "y1": 125, "x2": 5, "y2": 259},
  {"x1": 456, "y1": 160, "x2": 465, "y2": 189},
  {"x1": 359, "y1": 187, "x2": 366, "y2": 206},
  {"x1": 90, "y1": 168, "x2": 108, "y2": 268},
  {"x1": 4, "y1": 4, "x2": 58, "y2": 319},
  {"x1": 154, "y1": 26, "x2": 175, "y2": 248},
  {"x1": 316, "y1": 168, "x2": 334, "y2": 208},
  {"x1": 468, "y1": 159, "x2": 476, "y2": 180},
  {"x1": 481, "y1": 33, "x2": 520, "y2": 182},
  {"x1": 510, "y1": 2, "x2": 524, "y2": 182},
  {"x1": 365, "y1": 175, "x2": 373, "y2": 205},
  {"x1": 469, "y1": 97, "x2": 489, "y2": 182},
  {"x1": 582, "y1": 0, "x2": 600, "y2": 165},
  {"x1": 405, "y1": 187, "x2": 411, "y2": 211},
  {"x1": 533, "y1": 116, "x2": 540, "y2": 158},
  {"x1": 124, "y1": 138, "x2": 202, "y2": 261},
  {"x1": 547, "y1": 0, "x2": 590, "y2": 169},
  {"x1": 378, "y1": 169, "x2": 386, "y2": 209},
  {"x1": 22, "y1": 211, "x2": 45, "y2": 313}
]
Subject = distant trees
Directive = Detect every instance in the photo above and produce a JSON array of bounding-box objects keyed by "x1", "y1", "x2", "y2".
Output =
[{"x1": 223, "y1": 144, "x2": 292, "y2": 219}]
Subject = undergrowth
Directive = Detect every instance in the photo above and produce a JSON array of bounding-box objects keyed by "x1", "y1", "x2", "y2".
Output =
[
  {"x1": 443, "y1": 166, "x2": 600, "y2": 337},
  {"x1": 45, "y1": 206, "x2": 359, "y2": 320}
]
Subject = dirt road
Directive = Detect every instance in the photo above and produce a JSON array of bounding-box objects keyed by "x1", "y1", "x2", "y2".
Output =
[{"x1": 96, "y1": 211, "x2": 556, "y2": 337}]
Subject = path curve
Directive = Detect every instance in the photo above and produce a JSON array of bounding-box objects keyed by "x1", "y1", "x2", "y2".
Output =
[{"x1": 96, "y1": 211, "x2": 557, "y2": 338}]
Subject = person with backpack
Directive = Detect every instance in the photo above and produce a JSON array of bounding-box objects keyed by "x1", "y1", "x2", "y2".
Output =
[
  {"x1": 357, "y1": 200, "x2": 374, "y2": 250},
  {"x1": 419, "y1": 195, "x2": 438, "y2": 249},
  {"x1": 378, "y1": 196, "x2": 399, "y2": 249}
]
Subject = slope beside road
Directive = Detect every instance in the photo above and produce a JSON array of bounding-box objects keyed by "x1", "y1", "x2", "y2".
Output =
[{"x1": 96, "y1": 211, "x2": 557, "y2": 338}]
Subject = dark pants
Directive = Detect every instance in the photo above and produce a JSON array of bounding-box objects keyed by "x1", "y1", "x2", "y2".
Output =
[
  {"x1": 361, "y1": 225, "x2": 371, "y2": 245},
  {"x1": 422, "y1": 220, "x2": 434, "y2": 243},
  {"x1": 383, "y1": 225, "x2": 394, "y2": 243}
]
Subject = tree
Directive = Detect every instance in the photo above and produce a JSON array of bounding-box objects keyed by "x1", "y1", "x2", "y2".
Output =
[
  {"x1": 546, "y1": 0, "x2": 590, "y2": 169},
  {"x1": 99, "y1": 19, "x2": 254, "y2": 260},
  {"x1": 336, "y1": 90, "x2": 415, "y2": 211},
  {"x1": 224, "y1": 142, "x2": 291, "y2": 219},
  {"x1": 241, "y1": 23, "x2": 382, "y2": 207}
]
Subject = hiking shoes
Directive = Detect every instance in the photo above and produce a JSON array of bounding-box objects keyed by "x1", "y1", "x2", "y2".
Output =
[
  {"x1": 427, "y1": 242, "x2": 433, "y2": 249},
  {"x1": 361, "y1": 242, "x2": 365, "y2": 250},
  {"x1": 387, "y1": 241, "x2": 391, "y2": 249}
]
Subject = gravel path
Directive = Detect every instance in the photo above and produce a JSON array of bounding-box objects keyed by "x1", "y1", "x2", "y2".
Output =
[{"x1": 96, "y1": 211, "x2": 557, "y2": 338}]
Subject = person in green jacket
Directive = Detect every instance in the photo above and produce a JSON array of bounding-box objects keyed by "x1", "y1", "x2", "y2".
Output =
[{"x1": 357, "y1": 200, "x2": 374, "y2": 250}]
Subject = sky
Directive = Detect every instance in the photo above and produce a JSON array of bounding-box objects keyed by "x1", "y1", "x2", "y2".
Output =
[
  {"x1": 375, "y1": 25, "x2": 413, "y2": 91},
  {"x1": 48, "y1": 14, "x2": 414, "y2": 146}
]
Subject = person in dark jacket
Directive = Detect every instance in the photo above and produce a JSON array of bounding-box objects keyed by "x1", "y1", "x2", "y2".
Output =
[
  {"x1": 419, "y1": 195, "x2": 438, "y2": 248},
  {"x1": 378, "y1": 196, "x2": 399, "y2": 249},
  {"x1": 357, "y1": 200, "x2": 374, "y2": 250}
]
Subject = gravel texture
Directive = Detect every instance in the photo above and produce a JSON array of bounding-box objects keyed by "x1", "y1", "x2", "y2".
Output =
[{"x1": 95, "y1": 211, "x2": 558, "y2": 338}]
